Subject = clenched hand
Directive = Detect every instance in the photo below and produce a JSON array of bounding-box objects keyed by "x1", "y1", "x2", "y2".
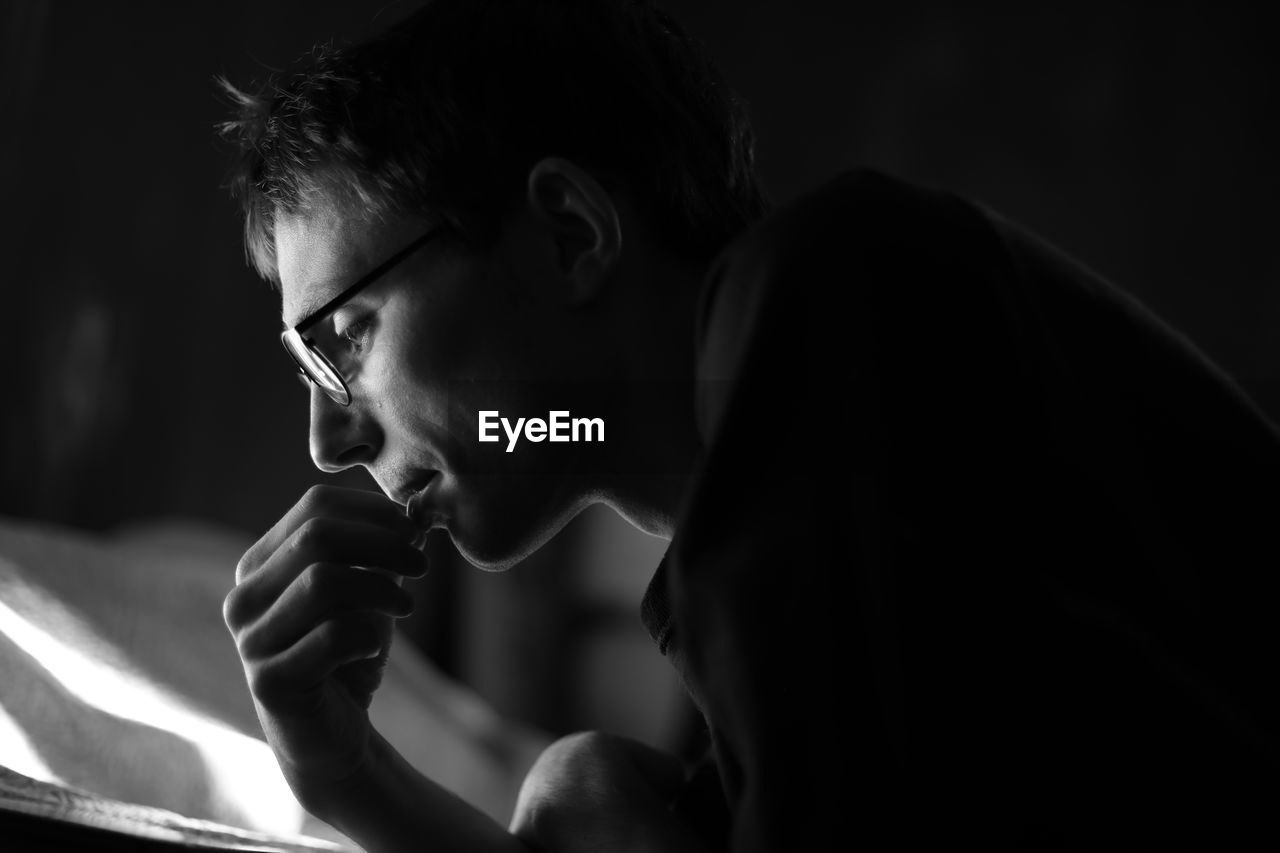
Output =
[{"x1": 223, "y1": 485, "x2": 428, "y2": 810}]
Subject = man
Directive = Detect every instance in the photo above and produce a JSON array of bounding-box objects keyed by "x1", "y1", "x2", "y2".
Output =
[{"x1": 220, "y1": 1, "x2": 1280, "y2": 850}]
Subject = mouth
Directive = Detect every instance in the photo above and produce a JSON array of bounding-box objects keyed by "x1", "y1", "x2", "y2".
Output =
[
  {"x1": 404, "y1": 472, "x2": 442, "y2": 527},
  {"x1": 392, "y1": 471, "x2": 437, "y2": 506}
]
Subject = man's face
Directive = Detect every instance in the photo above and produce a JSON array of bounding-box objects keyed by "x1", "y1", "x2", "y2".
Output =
[{"x1": 276, "y1": 201, "x2": 603, "y2": 571}]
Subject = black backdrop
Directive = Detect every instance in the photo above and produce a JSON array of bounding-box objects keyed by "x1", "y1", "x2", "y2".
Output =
[{"x1": 3, "y1": 0, "x2": 1277, "y2": 536}]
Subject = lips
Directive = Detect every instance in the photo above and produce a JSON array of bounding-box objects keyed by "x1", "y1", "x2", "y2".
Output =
[
  {"x1": 392, "y1": 471, "x2": 436, "y2": 506},
  {"x1": 404, "y1": 472, "x2": 441, "y2": 527}
]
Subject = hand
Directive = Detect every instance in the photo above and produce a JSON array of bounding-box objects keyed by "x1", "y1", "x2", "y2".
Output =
[
  {"x1": 222, "y1": 485, "x2": 428, "y2": 811},
  {"x1": 510, "y1": 732, "x2": 706, "y2": 853}
]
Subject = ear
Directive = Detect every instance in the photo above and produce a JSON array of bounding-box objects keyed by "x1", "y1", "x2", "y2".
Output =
[{"x1": 525, "y1": 157, "x2": 623, "y2": 305}]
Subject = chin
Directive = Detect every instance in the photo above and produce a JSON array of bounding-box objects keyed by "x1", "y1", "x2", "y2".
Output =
[{"x1": 446, "y1": 485, "x2": 595, "y2": 572}]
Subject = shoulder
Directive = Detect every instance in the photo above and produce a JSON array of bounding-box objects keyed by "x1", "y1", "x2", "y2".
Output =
[
  {"x1": 689, "y1": 168, "x2": 1003, "y2": 440},
  {"x1": 708, "y1": 168, "x2": 985, "y2": 280},
  {"x1": 694, "y1": 167, "x2": 1000, "y2": 363}
]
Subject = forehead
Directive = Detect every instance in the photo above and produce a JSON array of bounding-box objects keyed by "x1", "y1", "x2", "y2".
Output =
[{"x1": 276, "y1": 204, "x2": 430, "y2": 328}]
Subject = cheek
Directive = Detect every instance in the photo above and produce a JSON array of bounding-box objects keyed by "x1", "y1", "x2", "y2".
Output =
[
  {"x1": 399, "y1": 258, "x2": 515, "y2": 378},
  {"x1": 373, "y1": 319, "x2": 509, "y2": 469}
]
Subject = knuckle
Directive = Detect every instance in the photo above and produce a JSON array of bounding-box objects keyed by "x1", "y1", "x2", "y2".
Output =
[
  {"x1": 222, "y1": 588, "x2": 245, "y2": 631},
  {"x1": 247, "y1": 664, "x2": 282, "y2": 701},
  {"x1": 315, "y1": 619, "x2": 347, "y2": 655},
  {"x1": 301, "y1": 484, "x2": 336, "y2": 515},
  {"x1": 292, "y1": 517, "x2": 329, "y2": 551},
  {"x1": 237, "y1": 624, "x2": 269, "y2": 659},
  {"x1": 234, "y1": 549, "x2": 260, "y2": 586},
  {"x1": 300, "y1": 562, "x2": 339, "y2": 600}
]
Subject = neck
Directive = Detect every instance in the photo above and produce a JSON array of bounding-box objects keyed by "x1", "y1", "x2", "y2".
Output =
[
  {"x1": 590, "y1": 252, "x2": 708, "y2": 540},
  {"x1": 596, "y1": 392, "x2": 700, "y2": 540}
]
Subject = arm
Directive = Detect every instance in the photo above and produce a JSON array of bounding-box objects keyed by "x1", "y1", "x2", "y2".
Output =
[
  {"x1": 307, "y1": 728, "x2": 526, "y2": 853},
  {"x1": 222, "y1": 485, "x2": 529, "y2": 853}
]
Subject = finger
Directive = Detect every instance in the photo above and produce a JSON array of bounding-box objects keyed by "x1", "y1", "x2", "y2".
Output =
[
  {"x1": 237, "y1": 485, "x2": 419, "y2": 585},
  {"x1": 331, "y1": 638, "x2": 395, "y2": 711},
  {"x1": 239, "y1": 562, "x2": 415, "y2": 658},
  {"x1": 227, "y1": 517, "x2": 427, "y2": 629},
  {"x1": 250, "y1": 613, "x2": 389, "y2": 706}
]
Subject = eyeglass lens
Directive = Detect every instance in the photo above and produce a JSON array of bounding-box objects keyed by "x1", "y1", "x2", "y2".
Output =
[{"x1": 281, "y1": 329, "x2": 351, "y2": 405}]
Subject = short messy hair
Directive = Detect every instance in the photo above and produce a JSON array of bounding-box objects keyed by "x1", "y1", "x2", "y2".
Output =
[{"x1": 219, "y1": 0, "x2": 769, "y2": 284}]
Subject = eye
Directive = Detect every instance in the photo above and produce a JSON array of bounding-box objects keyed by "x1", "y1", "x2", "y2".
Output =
[{"x1": 336, "y1": 315, "x2": 375, "y2": 355}]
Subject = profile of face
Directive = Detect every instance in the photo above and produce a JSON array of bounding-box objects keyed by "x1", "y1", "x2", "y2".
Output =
[{"x1": 275, "y1": 160, "x2": 628, "y2": 570}]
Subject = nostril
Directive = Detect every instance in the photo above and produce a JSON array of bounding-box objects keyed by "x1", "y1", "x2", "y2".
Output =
[
  {"x1": 334, "y1": 443, "x2": 375, "y2": 469},
  {"x1": 309, "y1": 397, "x2": 379, "y2": 473},
  {"x1": 310, "y1": 439, "x2": 373, "y2": 474}
]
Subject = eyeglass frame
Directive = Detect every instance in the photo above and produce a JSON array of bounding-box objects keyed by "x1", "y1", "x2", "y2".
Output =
[{"x1": 281, "y1": 226, "x2": 445, "y2": 406}]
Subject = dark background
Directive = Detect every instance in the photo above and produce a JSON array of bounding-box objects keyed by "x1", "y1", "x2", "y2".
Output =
[{"x1": 2, "y1": 0, "x2": 1276, "y2": 534}]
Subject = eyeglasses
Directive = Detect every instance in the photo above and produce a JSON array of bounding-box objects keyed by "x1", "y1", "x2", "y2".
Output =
[{"x1": 281, "y1": 227, "x2": 443, "y2": 406}]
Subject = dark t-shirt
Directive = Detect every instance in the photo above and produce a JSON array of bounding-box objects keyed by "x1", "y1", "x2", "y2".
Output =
[{"x1": 641, "y1": 170, "x2": 1280, "y2": 850}]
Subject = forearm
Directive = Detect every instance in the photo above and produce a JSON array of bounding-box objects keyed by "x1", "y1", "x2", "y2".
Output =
[{"x1": 307, "y1": 729, "x2": 530, "y2": 853}]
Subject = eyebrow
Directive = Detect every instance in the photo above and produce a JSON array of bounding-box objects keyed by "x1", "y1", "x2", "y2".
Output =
[{"x1": 288, "y1": 227, "x2": 445, "y2": 332}]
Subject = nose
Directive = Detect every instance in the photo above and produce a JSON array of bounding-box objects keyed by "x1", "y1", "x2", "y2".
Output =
[{"x1": 308, "y1": 383, "x2": 379, "y2": 473}]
